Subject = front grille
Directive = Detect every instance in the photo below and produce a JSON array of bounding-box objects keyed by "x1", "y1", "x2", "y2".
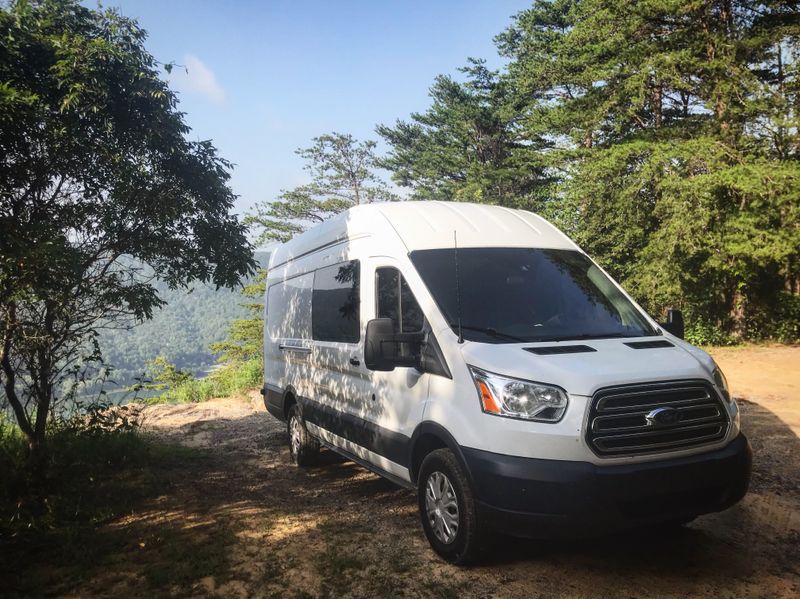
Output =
[{"x1": 587, "y1": 380, "x2": 729, "y2": 457}]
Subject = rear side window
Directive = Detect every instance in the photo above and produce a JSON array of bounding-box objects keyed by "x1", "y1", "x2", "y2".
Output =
[
  {"x1": 312, "y1": 260, "x2": 360, "y2": 342},
  {"x1": 266, "y1": 273, "x2": 313, "y2": 340},
  {"x1": 376, "y1": 267, "x2": 424, "y2": 333}
]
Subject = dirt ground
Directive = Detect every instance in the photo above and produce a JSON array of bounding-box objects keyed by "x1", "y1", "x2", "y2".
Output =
[{"x1": 69, "y1": 346, "x2": 800, "y2": 597}]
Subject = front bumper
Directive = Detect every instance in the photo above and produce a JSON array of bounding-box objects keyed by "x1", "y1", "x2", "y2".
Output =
[{"x1": 462, "y1": 434, "x2": 752, "y2": 538}]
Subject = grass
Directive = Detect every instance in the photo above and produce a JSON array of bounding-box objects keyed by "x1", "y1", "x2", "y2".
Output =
[
  {"x1": 0, "y1": 415, "x2": 220, "y2": 597},
  {"x1": 145, "y1": 358, "x2": 261, "y2": 405}
]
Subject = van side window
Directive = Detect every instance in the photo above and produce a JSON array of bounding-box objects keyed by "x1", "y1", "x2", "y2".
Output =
[
  {"x1": 267, "y1": 273, "x2": 313, "y2": 340},
  {"x1": 376, "y1": 267, "x2": 424, "y2": 333},
  {"x1": 312, "y1": 260, "x2": 360, "y2": 343}
]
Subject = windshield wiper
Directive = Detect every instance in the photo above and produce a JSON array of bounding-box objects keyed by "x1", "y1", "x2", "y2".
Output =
[{"x1": 449, "y1": 324, "x2": 528, "y2": 343}]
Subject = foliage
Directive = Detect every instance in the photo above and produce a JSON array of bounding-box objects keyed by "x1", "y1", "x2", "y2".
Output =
[
  {"x1": 209, "y1": 269, "x2": 266, "y2": 365},
  {"x1": 381, "y1": 0, "x2": 800, "y2": 341},
  {"x1": 0, "y1": 0, "x2": 255, "y2": 460},
  {"x1": 131, "y1": 266, "x2": 265, "y2": 406},
  {"x1": 143, "y1": 358, "x2": 262, "y2": 405},
  {"x1": 142, "y1": 270, "x2": 266, "y2": 405},
  {"x1": 378, "y1": 58, "x2": 554, "y2": 209},
  {"x1": 97, "y1": 278, "x2": 249, "y2": 390},
  {"x1": 141, "y1": 356, "x2": 193, "y2": 392},
  {"x1": 94, "y1": 251, "x2": 268, "y2": 396},
  {"x1": 0, "y1": 409, "x2": 210, "y2": 596},
  {"x1": 1, "y1": 399, "x2": 144, "y2": 534},
  {"x1": 245, "y1": 132, "x2": 397, "y2": 244}
]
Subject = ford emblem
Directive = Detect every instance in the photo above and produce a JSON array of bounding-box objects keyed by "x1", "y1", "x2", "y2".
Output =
[{"x1": 645, "y1": 407, "x2": 682, "y2": 427}]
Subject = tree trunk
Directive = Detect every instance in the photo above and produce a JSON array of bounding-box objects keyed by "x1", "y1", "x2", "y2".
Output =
[
  {"x1": 653, "y1": 81, "x2": 663, "y2": 129},
  {"x1": 30, "y1": 302, "x2": 57, "y2": 467},
  {"x1": 1, "y1": 352, "x2": 36, "y2": 444},
  {"x1": 1, "y1": 302, "x2": 36, "y2": 445},
  {"x1": 729, "y1": 287, "x2": 746, "y2": 339}
]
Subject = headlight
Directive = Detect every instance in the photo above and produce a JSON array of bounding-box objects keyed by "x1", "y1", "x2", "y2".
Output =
[
  {"x1": 468, "y1": 366, "x2": 568, "y2": 422},
  {"x1": 711, "y1": 363, "x2": 732, "y2": 403}
]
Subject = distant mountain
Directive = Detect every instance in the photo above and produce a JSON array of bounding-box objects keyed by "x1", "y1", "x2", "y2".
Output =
[{"x1": 98, "y1": 252, "x2": 269, "y2": 391}]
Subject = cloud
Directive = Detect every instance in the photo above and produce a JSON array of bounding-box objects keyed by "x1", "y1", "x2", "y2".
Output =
[{"x1": 170, "y1": 54, "x2": 225, "y2": 105}]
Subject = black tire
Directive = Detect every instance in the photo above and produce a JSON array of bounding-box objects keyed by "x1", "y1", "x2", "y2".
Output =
[
  {"x1": 417, "y1": 448, "x2": 484, "y2": 565},
  {"x1": 287, "y1": 404, "x2": 319, "y2": 466}
]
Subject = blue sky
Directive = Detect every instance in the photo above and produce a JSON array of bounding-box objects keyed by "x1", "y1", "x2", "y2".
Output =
[{"x1": 109, "y1": 1, "x2": 531, "y2": 216}]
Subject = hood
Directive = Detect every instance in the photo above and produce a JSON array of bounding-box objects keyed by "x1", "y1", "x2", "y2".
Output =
[{"x1": 459, "y1": 337, "x2": 714, "y2": 397}]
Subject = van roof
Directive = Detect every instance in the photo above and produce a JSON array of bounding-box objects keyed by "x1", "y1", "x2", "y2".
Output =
[{"x1": 269, "y1": 201, "x2": 579, "y2": 268}]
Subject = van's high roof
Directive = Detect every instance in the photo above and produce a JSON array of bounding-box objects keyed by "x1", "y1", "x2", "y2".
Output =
[{"x1": 268, "y1": 201, "x2": 579, "y2": 269}]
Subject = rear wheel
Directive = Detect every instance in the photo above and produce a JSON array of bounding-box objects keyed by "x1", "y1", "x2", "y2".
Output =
[
  {"x1": 287, "y1": 404, "x2": 319, "y2": 466},
  {"x1": 417, "y1": 449, "x2": 484, "y2": 565}
]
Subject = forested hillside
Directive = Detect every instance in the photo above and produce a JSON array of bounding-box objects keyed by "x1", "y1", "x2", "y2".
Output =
[
  {"x1": 97, "y1": 252, "x2": 268, "y2": 390},
  {"x1": 98, "y1": 283, "x2": 245, "y2": 385}
]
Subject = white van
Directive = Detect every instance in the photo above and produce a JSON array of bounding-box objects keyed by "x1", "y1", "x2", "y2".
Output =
[{"x1": 261, "y1": 201, "x2": 751, "y2": 564}]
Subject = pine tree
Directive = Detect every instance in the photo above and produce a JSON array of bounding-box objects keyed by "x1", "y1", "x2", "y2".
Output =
[
  {"x1": 497, "y1": 0, "x2": 800, "y2": 339},
  {"x1": 245, "y1": 133, "x2": 396, "y2": 245},
  {"x1": 377, "y1": 59, "x2": 554, "y2": 209}
]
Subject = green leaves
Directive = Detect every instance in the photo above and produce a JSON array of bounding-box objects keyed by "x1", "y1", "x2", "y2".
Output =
[
  {"x1": 246, "y1": 133, "x2": 397, "y2": 245},
  {"x1": 0, "y1": 0, "x2": 255, "y2": 450},
  {"x1": 381, "y1": 0, "x2": 800, "y2": 341},
  {"x1": 377, "y1": 58, "x2": 552, "y2": 209}
]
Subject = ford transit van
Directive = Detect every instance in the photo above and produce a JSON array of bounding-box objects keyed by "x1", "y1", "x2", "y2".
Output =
[{"x1": 261, "y1": 201, "x2": 751, "y2": 564}]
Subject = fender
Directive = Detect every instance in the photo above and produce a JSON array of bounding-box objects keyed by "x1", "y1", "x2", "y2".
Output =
[
  {"x1": 408, "y1": 421, "x2": 473, "y2": 485},
  {"x1": 263, "y1": 383, "x2": 298, "y2": 422}
]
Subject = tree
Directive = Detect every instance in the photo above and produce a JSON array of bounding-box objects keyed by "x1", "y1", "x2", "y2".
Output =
[
  {"x1": 377, "y1": 59, "x2": 553, "y2": 209},
  {"x1": 0, "y1": 0, "x2": 255, "y2": 465},
  {"x1": 496, "y1": 0, "x2": 800, "y2": 339},
  {"x1": 245, "y1": 133, "x2": 397, "y2": 245},
  {"x1": 209, "y1": 270, "x2": 266, "y2": 367},
  {"x1": 140, "y1": 356, "x2": 193, "y2": 393},
  {"x1": 380, "y1": 0, "x2": 799, "y2": 340}
]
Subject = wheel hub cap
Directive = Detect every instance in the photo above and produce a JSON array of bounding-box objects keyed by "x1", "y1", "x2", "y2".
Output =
[
  {"x1": 289, "y1": 417, "x2": 301, "y2": 455},
  {"x1": 425, "y1": 471, "x2": 459, "y2": 544}
]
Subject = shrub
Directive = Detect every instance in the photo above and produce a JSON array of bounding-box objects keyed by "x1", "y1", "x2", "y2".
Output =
[
  {"x1": 743, "y1": 292, "x2": 800, "y2": 343},
  {"x1": 145, "y1": 358, "x2": 262, "y2": 405},
  {"x1": 684, "y1": 319, "x2": 736, "y2": 347},
  {"x1": 0, "y1": 400, "x2": 147, "y2": 536}
]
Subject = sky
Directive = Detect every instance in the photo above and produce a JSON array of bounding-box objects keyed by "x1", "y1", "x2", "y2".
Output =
[{"x1": 107, "y1": 0, "x2": 531, "y2": 217}]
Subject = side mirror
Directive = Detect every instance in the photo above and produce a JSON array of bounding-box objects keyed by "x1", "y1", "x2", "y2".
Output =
[
  {"x1": 365, "y1": 318, "x2": 396, "y2": 371},
  {"x1": 660, "y1": 308, "x2": 685, "y2": 340},
  {"x1": 364, "y1": 318, "x2": 423, "y2": 371}
]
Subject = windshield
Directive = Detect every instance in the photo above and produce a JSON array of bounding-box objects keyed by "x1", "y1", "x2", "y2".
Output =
[{"x1": 410, "y1": 248, "x2": 657, "y2": 344}]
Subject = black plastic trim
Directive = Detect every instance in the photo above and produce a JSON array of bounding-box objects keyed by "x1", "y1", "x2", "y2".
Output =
[
  {"x1": 408, "y1": 421, "x2": 472, "y2": 484},
  {"x1": 298, "y1": 396, "x2": 411, "y2": 467},
  {"x1": 465, "y1": 434, "x2": 751, "y2": 538},
  {"x1": 586, "y1": 379, "x2": 729, "y2": 457},
  {"x1": 524, "y1": 345, "x2": 597, "y2": 355},
  {"x1": 317, "y1": 438, "x2": 415, "y2": 490},
  {"x1": 264, "y1": 383, "x2": 285, "y2": 421},
  {"x1": 624, "y1": 340, "x2": 675, "y2": 349}
]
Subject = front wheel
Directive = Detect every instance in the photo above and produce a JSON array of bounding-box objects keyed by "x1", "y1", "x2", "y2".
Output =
[
  {"x1": 417, "y1": 449, "x2": 484, "y2": 565},
  {"x1": 287, "y1": 404, "x2": 319, "y2": 466}
]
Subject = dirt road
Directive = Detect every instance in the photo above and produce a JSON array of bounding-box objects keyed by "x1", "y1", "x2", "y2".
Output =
[{"x1": 68, "y1": 346, "x2": 800, "y2": 597}]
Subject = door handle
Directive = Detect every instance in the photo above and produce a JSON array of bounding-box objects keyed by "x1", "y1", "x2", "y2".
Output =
[
  {"x1": 279, "y1": 344, "x2": 311, "y2": 354},
  {"x1": 349, "y1": 356, "x2": 360, "y2": 367}
]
